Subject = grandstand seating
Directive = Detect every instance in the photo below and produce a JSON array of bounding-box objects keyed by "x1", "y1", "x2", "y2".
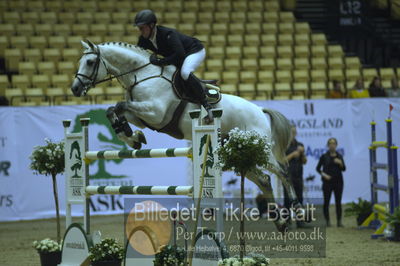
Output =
[{"x1": 0, "y1": 0, "x2": 398, "y2": 105}]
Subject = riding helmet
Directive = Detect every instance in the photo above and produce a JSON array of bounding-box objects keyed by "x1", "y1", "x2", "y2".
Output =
[{"x1": 134, "y1": 9, "x2": 157, "y2": 26}]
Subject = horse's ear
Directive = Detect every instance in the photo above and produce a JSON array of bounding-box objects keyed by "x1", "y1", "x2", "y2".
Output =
[
  {"x1": 86, "y1": 39, "x2": 96, "y2": 50},
  {"x1": 81, "y1": 40, "x2": 90, "y2": 50}
]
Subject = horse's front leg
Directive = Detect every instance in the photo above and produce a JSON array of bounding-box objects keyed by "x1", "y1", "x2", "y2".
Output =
[{"x1": 106, "y1": 105, "x2": 147, "y2": 149}]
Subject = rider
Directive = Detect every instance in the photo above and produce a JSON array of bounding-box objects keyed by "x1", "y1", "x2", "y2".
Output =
[{"x1": 134, "y1": 9, "x2": 214, "y2": 123}]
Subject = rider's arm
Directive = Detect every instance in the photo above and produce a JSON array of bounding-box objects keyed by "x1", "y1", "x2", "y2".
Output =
[{"x1": 156, "y1": 31, "x2": 185, "y2": 66}]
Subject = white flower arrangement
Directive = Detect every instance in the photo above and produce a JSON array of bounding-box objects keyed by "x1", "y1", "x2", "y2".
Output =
[
  {"x1": 218, "y1": 253, "x2": 270, "y2": 266},
  {"x1": 32, "y1": 238, "x2": 62, "y2": 254},
  {"x1": 216, "y1": 128, "x2": 272, "y2": 176},
  {"x1": 154, "y1": 244, "x2": 186, "y2": 266},
  {"x1": 88, "y1": 238, "x2": 124, "y2": 262},
  {"x1": 30, "y1": 138, "x2": 65, "y2": 176}
]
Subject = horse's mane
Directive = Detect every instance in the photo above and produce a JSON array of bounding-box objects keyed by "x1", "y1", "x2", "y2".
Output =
[{"x1": 98, "y1": 42, "x2": 151, "y2": 57}]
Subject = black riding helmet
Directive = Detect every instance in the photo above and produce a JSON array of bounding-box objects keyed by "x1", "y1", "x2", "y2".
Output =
[{"x1": 134, "y1": 9, "x2": 157, "y2": 26}]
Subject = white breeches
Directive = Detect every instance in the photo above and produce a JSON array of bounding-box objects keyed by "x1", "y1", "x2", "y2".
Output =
[{"x1": 180, "y1": 48, "x2": 206, "y2": 80}]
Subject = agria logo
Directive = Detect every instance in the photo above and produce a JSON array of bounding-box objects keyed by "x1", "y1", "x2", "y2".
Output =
[{"x1": 72, "y1": 109, "x2": 128, "y2": 179}]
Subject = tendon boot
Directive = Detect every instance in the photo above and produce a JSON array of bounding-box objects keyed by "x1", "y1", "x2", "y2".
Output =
[{"x1": 186, "y1": 73, "x2": 214, "y2": 124}]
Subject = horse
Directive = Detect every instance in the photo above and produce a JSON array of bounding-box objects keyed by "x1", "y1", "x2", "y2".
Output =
[{"x1": 71, "y1": 40, "x2": 304, "y2": 231}]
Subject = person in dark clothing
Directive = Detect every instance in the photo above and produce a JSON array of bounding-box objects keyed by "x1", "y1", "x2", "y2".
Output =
[
  {"x1": 368, "y1": 76, "x2": 387, "y2": 97},
  {"x1": 134, "y1": 9, "x2": 214, "y2": 123},
  {"x1": 316, "y1": 137, "x2": 346, "y2": 227},
  {"x1": 284, "y1": 125, "x2": 307, "y2": 227}
]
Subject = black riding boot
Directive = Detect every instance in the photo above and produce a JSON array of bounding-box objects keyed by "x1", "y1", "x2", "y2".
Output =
[{"x1": 186, "y1": 73, "x2": 214, "y2": 123}]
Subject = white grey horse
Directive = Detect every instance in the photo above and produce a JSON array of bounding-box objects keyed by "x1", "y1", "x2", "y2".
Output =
[{"x1": 71, "y1": 40, "x2": 304, "y2": 231}]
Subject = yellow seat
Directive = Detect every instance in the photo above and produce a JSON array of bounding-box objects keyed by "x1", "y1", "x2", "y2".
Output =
[
  {"x1": 328, "y1": 57, "x2": 344, "y2": 69},
  {"x1": 294, "y1": 58, "x2": 310, "y2": 70},
  {"x1": 246, "y1": 23, "x2": 261, "y2": 34},
  {"x1": 280, "y1": 12, "x2": 295, "y2": 22},
  {"x1": 53, "y1": 24, "x2": 72, "y2": 37},
  {"x1": 216, "y1": 1, "x2": 232, "y2": 11},
  {"x1": 380, "y1": 68, "x2": 396, "y2": 80},
  {"x1": 210, "y1": 36, "x2": 227, "y2": 47},
  {"x1": 165, "y1": 0, "x2": 183, "y2": 12},
  {"x1": 311, "y1": 57, "x2": 327, "y2": 69},
  {"x1": 240, "y1": 71, "x2": 257, "y2": 83},
  {"x1": 206, "y1": 59, "x2": 223, "y2": 72},
  {"x1": 311, "y1": 70, "x2": 327, "y2": 82},
  {"x1": 215, "y1": 12, "x2": 230, "y2": 23},
  {"x1": 43, "y1": 49, "x2": 62, "y2": 65},
  {"x1": 262, "y1": 23, "x2": 278, "y2": 34},
  {"x1": 242, "y1": 59, "x2": 258, "y2": 71},
  {"x1": 35, "y1": 24, "x2": 53, "y2": 37},
  {"x1": 198, "y1": 12, "x2": 214, "y2": 23},
  {"x1": 90, "y1": 24, "x2": 108, "y2": 37},
  {"x1": 0, "y1": 36, "x2": 9, "y2": 58},
  {"x1": 25, "y1": 88, "x2": 46, "y2": 105},
  {"x1": 264, "y1": 12, "x2": 279, "y2": 22},
  {"x1": 279, "y1": 23, "x2": 294, "y2": 34},
  {"x1": 5, "y1": 88, "x2": 24, "y2": 106},
  {"x1": 345, "y1": 69, "x2": 361, "y2": 81},
  {"x1": 277, "y1": 58, "x2": 293, "y2": 70},
  {"x1": 247, "y1": 11, "x2": 263, "y2": 23},
  {"x1": 261, "y1": 34, "x2": 277, "y2": 46},
  {"x1": 328, "y1": 45, "x2": 344, "y2": 58},
  {"x1": 294, "y1": 45, "x2": 310, "y2": 58},
  {"x1": 111, "y1": 12, "x2": 129, "y2": 24},
  {"x1": 37, "y1": 62, "x2": 56, "y2": 75},
  {"x1": 208, "y1": 47, "x2": 225, "y2": 59},
  {"x1": 225, "y1": 46, "x2": 242, "y2": 59},
  {"x1": 227, "y1": 35, "x2": 244, "y2": 46},
  {"x1": 243, "y1": 46, "x2": 259, "y2": 59},
  {"x1": 238, "y1": 84, "x2": 256, "y2": 99},
  {"x1": 258, "y1": 71, "x2": 275, "y2": 83},
  {"x1": 3, "y1": 12, "x2": 21, "y2": 24},
  {"x1": 328, "y1": 69, "x2": 344, "y2": 81},
  {"x1": 345, "y1": 57, "x2": 361, "y2": 69},
  {"x1": 229, "y1": 23, "x2": 245, "y2": 35},
  {"x1": 265, "y1": 1, "x2": 280, "y2": 11},
  {"x1": 275, "y1": 70, "x2": 292, "y2": 82},
  {"x1": 199, "y1": 1, "x2": 214, "y2": 12},
  {"x1": 295, "y1": 33, "x2": 310, "y2": 46},
  {"x1": 293, "y1": 70, "x2": 310, "y2": 82},
  {"x1": 0, "y1": 75, "x2": 11, "y2": 94},
  {"x1": 203, "y1": 71, "x2": 221, "y2": 81},
  {"x1": 259, "y1": 58, "x2": 276, "y2": 70},
  {"x1": 32, "y1": 75, "x2": 51, "y2": 89},
  {"x1": 67, "y1": 36, "x2": 84, "y2": 49},
  {"x1": 52, "y1": 74, "x2": 71, "y2": 88},
  {"x1": 311, "y1": 33, "x2": 327, "y2": 45},
  {"x1": 63, "y1": 1, "x2": 81, "y2": 12},
  {"x1": 278, "y1": 34, "x2": 294, "y2": 46},
  {"x1": 274, "y1": 82, "x2": 292, "y2": 97},
  {"x1": 224, "y1": 59, "x2": 241, "y2": 71},
  {"x1": 10, "y1": 36, "x2": 29, "y2": 50},
  {"x1": 244, "y1": 35, "x2": 260, "y2": 46},
  {"x1": 59, "y1": 12, "x2": 76, "y2": 25},
  {"x1": 45, "y1": 1, "x2": 63, "y2": 12},
  {"x1": 195, "y1": 23, "x2": 212, "y2": 35},
  {"x1": 94, "y1": 13, "x2": 112, "y2": 24},
  {"x1": 194, "y1": 35, "x2": 209, "y2": 44},
  {"x1": 76, "y1": 12, "x2": 94, "y2": 24},
  {"x1": 24, "y1": 49, "x2": 42, "y2": 65},
  {"x1": 114, "y1": 0, "x2": 132, "y2": 11},
  {"x1": 72, "y1": 24, "x2": 90, "y2": 36},
  {"x1": 62, "y1": 48, "x2": 80, "y2": 62},
  {"x1": 0, "y1": 24, "x2": 15, "y2": 38},
  {"x1": 248, "y1": 1, "x2": 263, "y2": 11},
  {"x1": 231, "y1": 12, "x2": 246, "y2": 23},
  {"x1": 362, "y1": 68, "x2": 378, "y2": 81},
  {"x1": 46, "y1": 87, "x2": 66, "y2": 104},
  {"x1": 17, "y1": 24, "x2": 34, "y2": 36},
  {"x1": 256, "y1": 83, "x2": 273, "y2": 99},
  {"x1": 163, "y1": 12, "x2": 181, "y2": 24},
  {"x1": 12, "y1": 74, "x2": 31, "y2": 90},
  {"x1": 295, "y1": 23, "x2": 311, "y2": 34},
  {"x1": 48, "y1": 36, "x2": 66, "y2": 49},
  {"x1": 177, "y1": 24, "x2": 195, "y2": 36},
  {"x1": 221, "y1": 84, "x2": 237, "y2": 95},
  {"x1": 29, "y1": 36, "x2": 48, "y2": 53},
  {"x1": 311, "y1": 45, "x2": 327, "y2": 58},
  {"x1": 277, "y1": 46, "x2": 293, "y2": 58},
  {"x1": 222, "y1": 71, "x2": 239, "y2": 84},
  {"x1": 310, "y1": 82, "x2": 328, "y2": 93},
  {"x1": 260, "y1": 46, "x2": 277, "y2": 58},
  {"x1": 19, "y1": 62, "x2": 36, "y2": 78},
  {"x1": 180, "y1": 12, "x2": 197, "y2": 24},
  {"x1": 293, "y1": 82, "x2": 309, "y2": 95},
  {"x1": 5, "y1": 49, "x2": 23, "y2": 72},
  {"x1": 212, "y1": 23, "x2": 227, "y2": 35}
]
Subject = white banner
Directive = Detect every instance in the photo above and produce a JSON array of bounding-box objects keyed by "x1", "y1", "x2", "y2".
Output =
[{"x1": 0, "y1": 98, "x2": 399, "y2": 221}]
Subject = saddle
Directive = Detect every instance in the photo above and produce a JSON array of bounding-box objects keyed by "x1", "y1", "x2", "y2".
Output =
[{"x1": 172, "y1": 70, "x2": 222, "y2": 104}]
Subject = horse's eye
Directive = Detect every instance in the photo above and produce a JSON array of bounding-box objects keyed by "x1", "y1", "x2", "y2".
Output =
[{"x1": 86, "y1": 59, "x2": 94, "y2": 66}]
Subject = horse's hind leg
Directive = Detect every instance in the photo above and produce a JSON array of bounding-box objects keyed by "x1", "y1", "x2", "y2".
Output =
[
  {"x1": 106, "y1": 106, "x2": 147, "y2": 149},
  {"x1": 247, "y1": 170, "x2": 289, "y2": 233}
]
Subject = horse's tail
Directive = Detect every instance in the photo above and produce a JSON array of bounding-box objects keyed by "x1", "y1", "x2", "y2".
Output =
[{"x1": 262, "y1": 108, "x2": 292, "y2": 166}]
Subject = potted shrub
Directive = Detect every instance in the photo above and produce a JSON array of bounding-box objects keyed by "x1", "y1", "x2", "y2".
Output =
[
  {"x1": 216, "y1": 128, "x2": 272, "y2": 262},
  {"x1": 32, "y1": 238, "x2": 62, "y2": 266},
  {"x1": 344, "y1": 198, "x2": 373, "y2": 226},
  {"x1": 29, "y1": 138, "x2": 65, "y2": 243},
  {"x1": 88, "y1": 238, "x2": 124, "y2": 266},
  {"x1": 386, "y1": 206, "x2": 400, "y2": 241},
  {"x1": 154, "y1": 244, "x2": 186, "y2": 266}
]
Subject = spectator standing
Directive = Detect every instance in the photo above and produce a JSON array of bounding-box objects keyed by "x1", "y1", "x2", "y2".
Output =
[
  {"x1": 327, "y1": 80, "x2": 345, "y2": 98},
  {"x1": 348, "y1": 78, "x2": 370, "y2": 98},
  {"x1": 368, "y1": 76, "x2": 387, "y2": 97}
]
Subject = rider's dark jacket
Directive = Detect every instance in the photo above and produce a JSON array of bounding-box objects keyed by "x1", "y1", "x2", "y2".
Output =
[{"x1": 137, "y1": 25, "x2": 204, "y2": 67}]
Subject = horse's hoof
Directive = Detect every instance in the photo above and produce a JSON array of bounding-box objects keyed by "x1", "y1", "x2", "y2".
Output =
[
  {"x1": 132, "y1": 141, "x2": 142, "y2": 150},
  {"x1": 115, "y1": 101, "x2": 128, "y2": 114},
  {"x1": 135, "y1": 130, "x2": 147, "y2": 144}
]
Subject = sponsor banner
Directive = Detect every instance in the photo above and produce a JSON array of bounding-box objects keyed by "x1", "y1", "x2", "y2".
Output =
[{"x1": 0, "y1": 98, "x2": 399, "y2": 221}]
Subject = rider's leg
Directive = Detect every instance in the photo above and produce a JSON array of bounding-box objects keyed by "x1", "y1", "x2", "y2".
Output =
[{"x1": 181, "y1": 49, "x2": 214, "y2": 123}]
